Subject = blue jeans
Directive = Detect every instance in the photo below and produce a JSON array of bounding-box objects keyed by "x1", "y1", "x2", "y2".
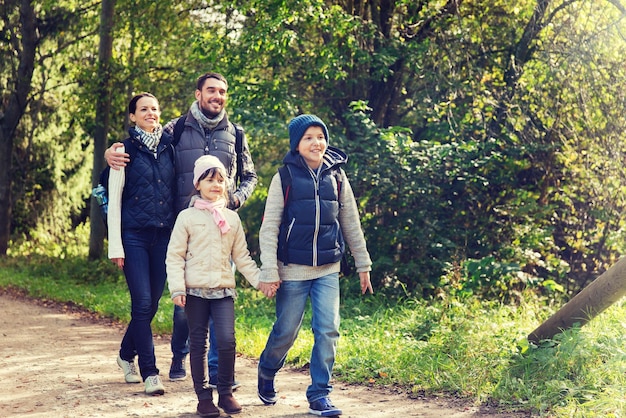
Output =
[
  {"x1": 258, "y1": 273, "x2": 341, "y2": 402},
  {"x1": 172, "y1": 305, "x2": 219, "y2": 379},
  {"x1": 119, "y1": 227, "x2": 170, "y2": 380},
  {"x1": 185, "y1": 295, "x2": 236, "y2": 399}
]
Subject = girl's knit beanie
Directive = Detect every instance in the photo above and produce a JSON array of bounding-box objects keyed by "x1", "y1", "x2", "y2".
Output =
[{"x1": 193, "y1": 155, "x2": 226, "y2": 187}]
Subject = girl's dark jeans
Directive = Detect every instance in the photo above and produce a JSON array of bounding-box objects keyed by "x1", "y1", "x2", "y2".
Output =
[{"x1": 185, "y1": 295, "x2": 236, "y2": 400}]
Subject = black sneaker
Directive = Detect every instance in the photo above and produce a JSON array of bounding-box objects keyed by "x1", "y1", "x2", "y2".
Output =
[
  {"x1": 168, "y1": 356, "x2": 186, "y2": 381},
  {"x1": 308, "y1": 397, "x2": 342, "y2": 416},
  {"x1": 257, "y1": 376, "x2": 277, "y2": 405}
]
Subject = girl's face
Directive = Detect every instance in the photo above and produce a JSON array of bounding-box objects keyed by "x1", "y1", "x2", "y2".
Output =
[
  {"x1": 296, "y1": 126, "x2": 327, "y2": 169},
  {"x1": 197, "y1": 172, "x2": 226, "y2": 202},
  {"x1": 129, "y1": 96, "x2": 160, "y2": 132}
]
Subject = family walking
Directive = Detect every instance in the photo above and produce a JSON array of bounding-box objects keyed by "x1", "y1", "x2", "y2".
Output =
[{"x1": 103, "y1": 72, "x2": 373, "y2": 417}]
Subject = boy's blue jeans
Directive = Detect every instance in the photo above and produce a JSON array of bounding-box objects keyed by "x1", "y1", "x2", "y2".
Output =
[{"x1": 258, "y1": 273, "x2": 341, "y2": 402}]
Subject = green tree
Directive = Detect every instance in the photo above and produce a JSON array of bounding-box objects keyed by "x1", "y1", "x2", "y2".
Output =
[
  {"x1": 218, "y1": 0, "x2": 626, "y2": 296},
  {"x1": 0, "y1": 0, "x2": 37, "y2": 256},
  {"x1": 6, "y1": 0, "x2": 626, "y2": 302},
  {"x1": 88, "y1": 0, "x2": 115, "y2": 260}
]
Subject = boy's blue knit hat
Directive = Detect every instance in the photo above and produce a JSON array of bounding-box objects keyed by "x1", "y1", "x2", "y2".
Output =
[{"x1": 288, "y1": 114, "x2": 329, "y2": 153}]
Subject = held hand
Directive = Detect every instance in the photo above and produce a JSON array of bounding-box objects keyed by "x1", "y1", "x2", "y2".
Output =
[
  {"x1": 172, "y1": 295, "x2": 186, "y2": 307},
  {"x1": 258, "y1": 281, "x2": 280, "y2": 298},
  {"x1": 258, "y1": 282, "x2": 272, "y2": 298},
  {"x1": 359, "y1": 271, "x2": 373, "y2": 295},
  {"x1": 105, "y1": 142, "x2": 130, "y2": 170},
  {"x1": 111, "y1": 257, "x2": 124, "y2": 269}
]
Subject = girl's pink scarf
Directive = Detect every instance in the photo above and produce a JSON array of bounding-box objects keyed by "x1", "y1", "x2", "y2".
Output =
[{"x1": 193, "y1": 197, "x2": 231, "y2": 234}]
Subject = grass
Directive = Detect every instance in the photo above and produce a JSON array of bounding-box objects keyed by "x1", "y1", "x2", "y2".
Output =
[{"x1": 3, "y1": 252, "x2": 626, "y2": 417}]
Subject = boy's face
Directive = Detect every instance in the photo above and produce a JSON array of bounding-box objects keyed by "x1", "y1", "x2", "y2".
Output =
[
  {"x1": 296, "y1": 126, "x2": 327, "y2": 169},
  {"x1": 195, "y1": 77, "x2": 227, "y2": 118}
]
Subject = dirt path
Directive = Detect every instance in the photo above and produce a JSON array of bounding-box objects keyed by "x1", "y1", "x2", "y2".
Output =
[{"x1": 0, "y1": 291, "x2": 527, "y2": 417}]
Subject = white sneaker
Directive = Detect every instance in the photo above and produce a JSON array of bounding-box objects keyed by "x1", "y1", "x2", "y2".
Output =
[
  {"x1": 144, "y1": 375, "x2": 165, "y2": 396},
  {"x1": 117, "y1": 355, "x2": 141, "y2": 384}
]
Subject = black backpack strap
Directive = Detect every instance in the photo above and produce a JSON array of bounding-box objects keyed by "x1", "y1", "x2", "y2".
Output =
[
  {"x1": 233, "y1": 123, "x2": 244, "y2": 186},
  {"x1": 277, "y1": 165, "x2": 292, "y2": 264},
  {"x1": 278, "y1": 165, "x2": 292, "y2": 206},
  {"x1": 172, "y1": 114, "x2": 186, "y2": 147},
  {"x1": 333, "y1": 167, "x2": 342, "y2": 199}
]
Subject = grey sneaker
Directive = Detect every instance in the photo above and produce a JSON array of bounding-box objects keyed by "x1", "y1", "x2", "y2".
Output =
[
  {"x1": 208, "y1": 378, "x2": 241, "y2": 391},
  {"x1": 117, "y1": 354, "x2": 141, "y2": 384},
  {"x1": 144, "y1": 375, "x2": 165, "y2": 396}
]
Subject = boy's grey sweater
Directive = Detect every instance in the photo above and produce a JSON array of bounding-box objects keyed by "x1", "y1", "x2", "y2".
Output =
[{"x1": 258, "y1": 160, "x2": 372, "y2": 283}]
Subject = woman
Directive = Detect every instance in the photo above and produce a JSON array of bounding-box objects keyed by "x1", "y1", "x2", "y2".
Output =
[{"x1": 108, "y1": 92, "x2": 176, "y2": 396}]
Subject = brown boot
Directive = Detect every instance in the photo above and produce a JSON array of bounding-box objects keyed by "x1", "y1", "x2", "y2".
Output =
[
  {"x1": 218, "y1": 394, "x2": 242, "y2": 414},
  {"x1": 197, "y1": 399, "x2": 220, "y2": 417}
]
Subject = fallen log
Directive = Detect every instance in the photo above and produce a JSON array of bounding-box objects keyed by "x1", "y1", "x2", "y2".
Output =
[{"x1": 528, "y1": 256, "x2": 626, "y2": 343}]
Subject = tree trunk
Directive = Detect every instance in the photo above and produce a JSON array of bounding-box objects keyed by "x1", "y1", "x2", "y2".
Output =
[
  {"x1": 88, "y1": 0, "x2": 116, "y2": 260},
  {"x1": 0, "y1": 0, "x2": 37, "y2": 256},
  {"x1": 487, "y1": 0, "x2": 551, "y2": 140},
  {"x1": 528, "y1": 256, "x2": 626, "y2": 343}
]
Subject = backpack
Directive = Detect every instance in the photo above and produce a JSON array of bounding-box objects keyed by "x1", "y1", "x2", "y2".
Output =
[
  {"x1": 277, "y1": 164, "x2": 354, "y2": 275},
  {"x1": 172, "y1": 114, "x2": 245, "y2": 186}
]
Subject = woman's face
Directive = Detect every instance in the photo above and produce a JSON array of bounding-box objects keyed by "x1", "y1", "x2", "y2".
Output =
[
  {"x1": 197, "y1": 172, "x2": 226, "y2": 202},
  {"x1": 129, "y1": 96, "x2": 160, "y2": 132},
  {"x1": 296, "y1": 126, "x2": 327, "y2": 169}
]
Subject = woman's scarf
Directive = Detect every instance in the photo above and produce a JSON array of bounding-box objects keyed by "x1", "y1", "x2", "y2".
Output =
[
  {"x1": 134, "y1": 124, "x2": 163, "y2": 152},
  {"x1": 192, "y1": 196, "x2": 231, "y2": 234},
  {"x1": 190, "y1": 101, "x2": 225, "y2": 131}
]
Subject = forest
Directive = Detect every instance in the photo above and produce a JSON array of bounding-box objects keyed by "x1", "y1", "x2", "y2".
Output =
[{"x1": 3, "y1": 0, "x2": 626, "y2": 302}]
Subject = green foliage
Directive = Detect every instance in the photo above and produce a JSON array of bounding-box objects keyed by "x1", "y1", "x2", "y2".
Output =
[
  {"x1": 496, "y1": 311, "x2": 626, "y2": 415},
  {"x1": 6, "y1": 0, "x2": 626, "y2": 302}
]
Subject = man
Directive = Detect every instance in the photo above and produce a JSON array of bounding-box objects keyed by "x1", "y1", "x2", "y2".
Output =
[{"x1": 105, "y1": 72, "x2": 257, "y2": 388}]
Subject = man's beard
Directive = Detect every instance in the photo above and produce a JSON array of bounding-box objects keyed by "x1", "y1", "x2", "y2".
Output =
[{"x1": 201, "y1": 102, "x2": 222, "y2": 118}]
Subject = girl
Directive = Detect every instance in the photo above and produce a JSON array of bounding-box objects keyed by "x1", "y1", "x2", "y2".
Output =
[
  {"x1": 108, "y1": 92, "x2": 175, "y2": 396},
  {"x1": 166, "y1": 155, "x2": 275, "y2": 417}
]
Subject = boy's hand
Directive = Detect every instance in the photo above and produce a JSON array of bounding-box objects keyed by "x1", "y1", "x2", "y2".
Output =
[
  {"x1": 259, "y1": 281, "x2": 280, "y2": 298},
  {"x1": 360, "y1": 272, "x2": 373, "y2": 295}
]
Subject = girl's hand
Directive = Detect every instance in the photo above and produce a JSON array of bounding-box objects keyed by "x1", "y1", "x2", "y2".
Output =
[
  {"x1": 111, "y1": 257, "x2": 124, "y2": 269},
  {"x1": 359, "y1": 271, "x2": 373, "y2": 295},
  {"x1": 173, "y1": 295, "x2": 186, "y2": 307}
]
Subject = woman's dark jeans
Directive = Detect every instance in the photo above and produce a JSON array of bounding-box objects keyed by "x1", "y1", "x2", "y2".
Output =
[{"x1": 119, "y1": 227, "x2": 170, "y2": 380}]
